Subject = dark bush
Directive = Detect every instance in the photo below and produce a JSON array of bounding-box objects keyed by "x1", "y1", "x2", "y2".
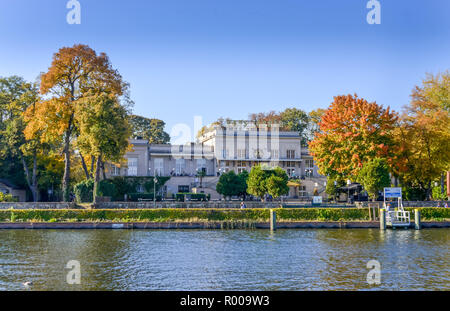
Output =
[
  {"x1": 176, "y1": 193, "x2": 208, "y2": 202},
  {"x1": 128, "y1": 193, "x2": 162, "y2": 202},
  {"x1": 73, "y1": 179, "x2": 94, "y2": 203},
  {"x1": 97, "y1": 180, "x2": 117, "y2": 198}
]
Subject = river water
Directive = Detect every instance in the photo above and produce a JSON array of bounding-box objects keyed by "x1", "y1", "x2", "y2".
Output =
[{"x1": 0, "y1": 229, "x2": 448, "y2": 291}]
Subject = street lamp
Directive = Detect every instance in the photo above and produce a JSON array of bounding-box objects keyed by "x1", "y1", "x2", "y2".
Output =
[{"x1": 153, "y1": 168, "x2": 158, "y2": 209}]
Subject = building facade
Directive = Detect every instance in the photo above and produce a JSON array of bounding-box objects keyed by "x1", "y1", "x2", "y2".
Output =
[{"x1": 108, "y1": 123, "x2": 324, "y2": 199}]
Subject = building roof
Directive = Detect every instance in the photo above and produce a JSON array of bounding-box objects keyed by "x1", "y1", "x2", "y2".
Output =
[{"x1": 0, "y1": 179, "x2": 22, "y2": 190}]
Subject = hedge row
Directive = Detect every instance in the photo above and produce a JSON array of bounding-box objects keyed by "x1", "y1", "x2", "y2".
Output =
[{"x1": 1, "y1": 208, "x2": 448, "y2": 223}]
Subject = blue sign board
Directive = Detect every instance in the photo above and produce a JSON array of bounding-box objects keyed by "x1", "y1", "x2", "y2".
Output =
[{"x1": 384, "y1": 187, "x2": 402, "y2": 198}]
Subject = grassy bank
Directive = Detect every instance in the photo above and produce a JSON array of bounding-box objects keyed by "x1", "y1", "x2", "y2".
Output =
[{"x1": 1, "y1": 208, "x2": 449, "y2": 223}]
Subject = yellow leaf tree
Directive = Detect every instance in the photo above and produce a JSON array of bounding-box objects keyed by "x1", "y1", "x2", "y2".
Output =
[
  {"x1": 393, "y1": 72, "x2": 450, "y2": 199},
  {"x1": 24, "y1": 44, "x2": 127, "y2": 201}
]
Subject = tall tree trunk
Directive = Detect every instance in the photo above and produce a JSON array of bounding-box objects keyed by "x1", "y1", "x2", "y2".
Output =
[
  {"x1": 426, "y1": 181, "x2": 432, "y2": 201},
  {"x1": 101, "y1": 159, "x2": 106, "y2": 180},
  {"x1": 20, "y1": 152, "x2": 38, "y2": 202},
  {"x1": 93, "y1": 155, "x2": 102, "y2": 204},
  {"x1": 79, "y1": 153, "x2": 90, "y2": 180},
  {"x1": 441, "y1": 172, "x2": 445, "y2": 196},
  {"x1": 62, "y1": 129, "x2": 71, "y2": 202},
  {"x1": 31, "y1": 151, "x2": 38, "y2": 202},
  {"x1": 90, "y1": 156, "x2": 95, "y2": 178}
]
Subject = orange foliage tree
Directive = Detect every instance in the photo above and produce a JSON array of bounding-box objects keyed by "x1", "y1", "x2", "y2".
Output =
[
  {"x1": 24, "y1": 44, "x2": 127, "y2": 201},
  {"x1": 309, "y1": 94, "x2": 399, "y2": 181}
]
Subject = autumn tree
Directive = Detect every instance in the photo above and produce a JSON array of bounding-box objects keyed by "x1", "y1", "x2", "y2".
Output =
[
  {"x1": 249, "y1": 108, "x2": 310, "y2": 143},
  {"x1": 129, "y1": 115, "x2": 170, "y2": 144},
  {"x1": 76, "y1": 93, "x2": 131, "y2": 202},
  {"x1": 393, "y1": 73, "x2": 450, "y2": 199},
  {"x1": 0, "y1": 76, "x2": 42, "y2": 201},
  {"x1": 309, "y1": 94, "x2": 398, "y2": 181},
  {"x1": 24, "y1": 44, "x2": 128, "y2": 201}
]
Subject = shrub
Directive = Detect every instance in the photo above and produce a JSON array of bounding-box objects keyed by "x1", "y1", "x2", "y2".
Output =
[
  {"x1": 176, "y1": 193, "x2": 208, "y2": 202},
  {"x1": 0, "y1": 207, "x2": 448, "y2": 223},
  {"x1": 73, "y1": 179, "x2": 94, "y2": 203},
  {"x1": 0, "y1": 192, "x2": 18, "y2": 202},
  {"x1": 108, "y1": 176, "x2": 133, "y2": 200},
  {"x1": 97, "y1": 180, "x2": 117, "y2": 198},
  {"x1": 128, "y1": 193, "x2": 162, "y2": 202}
]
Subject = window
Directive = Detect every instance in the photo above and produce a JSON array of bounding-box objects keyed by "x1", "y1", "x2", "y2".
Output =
[
  {"x1": 237, "y1": 149, "x2": 246, "y2": 159},
  {"x1": 271, "y1": 149, "x2": 279, "y2": 159},
  {"x1": 178, "y1": 185, "x2": 190, "y2": 193},
  {"x1": 155, "y1": 158, "x2": 164, "y2": 176},
  {"x1": 287, "y1": 168, "x2": 296, "y2": 177},
  {"x1": 175, "y1": 158, "x2": 185, "y2": 175},
  {"x1": 197, "y1": 158, "x2": 207, "y2": 174},
  {"x1": 222, "y1": 149, "x2": 229, "y2": 158},
  {"x1": 127, "y1": 158, "x2": 138, "y2": 176},
  {"x1": 252, "y1": 149, "x2": 265, "y2": 159},
  {"x1": 111, "y1": 164, "x2": 120, "y2": 176},
  {"x1": 237, "y1": 161, "x2": 247, "y2": 174},
  {"x1": 305, "y1": 159, "x2": 314, "y2": 168},
  {"x1": 287, "y1": 150, "x2": 295, "y2": 159}
]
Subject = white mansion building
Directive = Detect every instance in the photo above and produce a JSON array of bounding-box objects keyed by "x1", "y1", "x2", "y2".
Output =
[{"x1": 108, "y1": 123, "x2": 325, "y2": 199}]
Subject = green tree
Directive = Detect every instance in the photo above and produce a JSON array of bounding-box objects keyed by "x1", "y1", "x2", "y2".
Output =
[
  {"x1": 279, "y1": 108, "x2": 310, "y2": 145},
  {"x1": 247, "y1": 166, "x2": 288, "y2": 201},
  {"x1": 306, "y1": 108, "x2": 326, "y2": 142},
  {"x1": 266, "y1": 169, "x2": 289, "y2": 200},
  {"x1": 249, "y1": 108, "x2": 310, "y2": 144},
  {"x1": 325, "y1": 178, "x2": 345, "y2": 202},
  {"x1": 0, "y1": 76, "x2": 42, "y2": 201},
  {"x1": 75, "y1": 93, "x2": 131, "y2": 202},
  {"x1": 216, "y1": 171, "x2": 247, "y2": 199},
  {"x1": 196, "y1": 169, "x2": 206, "y2": 188},
  {"x1": 357, "y1": 158, "x2": 391, "y2": 201},
  {"x1": 129, "y1": 115, "x2": 170, "y2": 144},
  {"x1": 247, "y1": 166, "x2": 269, "y2": 201},
  {"x1": 237, "y1": 170, "x2": 249, "y2": 198}
]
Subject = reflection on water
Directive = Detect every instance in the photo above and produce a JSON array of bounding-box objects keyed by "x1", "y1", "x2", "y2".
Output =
[{"x1": 0, "y1": 229, "x2": 448, "y2": 291}]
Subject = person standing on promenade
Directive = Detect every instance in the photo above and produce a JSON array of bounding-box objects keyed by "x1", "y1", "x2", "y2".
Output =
[{"x1": 240, "y1": 202, "x2": 247, "y2": 209}]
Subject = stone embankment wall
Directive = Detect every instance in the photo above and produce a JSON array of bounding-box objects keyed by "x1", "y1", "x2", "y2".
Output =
[
  {"x1": 0, "y1": 201, "x2": 280, "y2": 209},
  {"x1": 93, "y1": 201, "x2": 281, "y2": 209},
  {"x1": 0, "y1": 202, "x2": 79, "y2": 210}
]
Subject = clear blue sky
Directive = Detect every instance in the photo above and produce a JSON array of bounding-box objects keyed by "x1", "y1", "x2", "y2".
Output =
[{"x1": 0, "y1": 0, "x2": 449, "y2": 142}]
